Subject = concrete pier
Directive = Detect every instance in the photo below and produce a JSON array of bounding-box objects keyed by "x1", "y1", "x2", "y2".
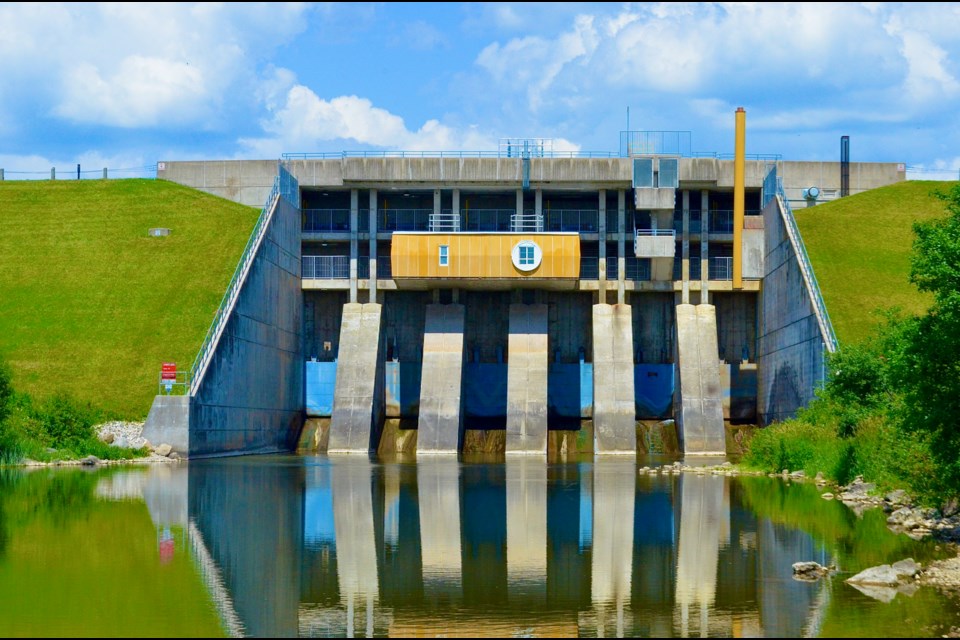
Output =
[
  {"x1": 675, "y1": 304, "x2": 726, "y2": 455},
  {"x1": 417, "y1": 304, "x2": 466, "y2": 455},
  {"x1": 506, "y1": 304, "x2": 549, "y2": 454},
  {"x1": 592, "y1": 304, "x2": 636, "y2": 454},
  {"x1": 328, "y1": 303, "x2": 385, "y2": 454}
]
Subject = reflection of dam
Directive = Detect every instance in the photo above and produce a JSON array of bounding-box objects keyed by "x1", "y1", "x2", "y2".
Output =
[{"x1": 122, "y1": 459, "x2": 830, "y2": 637}]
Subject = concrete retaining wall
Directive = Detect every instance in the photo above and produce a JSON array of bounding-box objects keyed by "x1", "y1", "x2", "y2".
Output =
[
  {"x1": 188, "y1": 195, "x2": 304, "y2": 456},
  {"x1": 758, "y1": 199, "x2": 827, "y2": 424},
  {"x1": 158, "y1": 160, "x2": 277, "y2": 207}
]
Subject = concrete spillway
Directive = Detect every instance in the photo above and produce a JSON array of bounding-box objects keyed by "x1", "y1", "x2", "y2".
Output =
[
  {"x1": 328, "y1": 303, "x2": 384, "y2": 453},
  {"x1": 417, "y1": 304, "x2": 466, "y2": 456},
  {"x1": 675, "y1": 304, "x2": 726, "y2": 455},
  {"x1": 592, "y1": 304, "x2": 636, "y2": 454},
  {"x1": 506, "y1": 304, "x2": 549, "y2": 454}
]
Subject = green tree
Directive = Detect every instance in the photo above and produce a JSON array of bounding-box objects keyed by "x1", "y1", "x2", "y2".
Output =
[{"x1": 892, "y1": 184, "x2": 960, "y2": 492}]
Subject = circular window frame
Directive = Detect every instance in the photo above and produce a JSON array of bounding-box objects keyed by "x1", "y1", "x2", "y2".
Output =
[{"x1": 511, "y1": 240, "x2": 543, "y2": 272}]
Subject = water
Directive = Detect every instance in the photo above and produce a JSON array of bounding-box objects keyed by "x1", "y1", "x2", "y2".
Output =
[{"x1": 1, "y1": 456, "x2": 958, "y2": 638}]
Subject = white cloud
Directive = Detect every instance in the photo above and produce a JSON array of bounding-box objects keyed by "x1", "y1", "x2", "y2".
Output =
[
  {"x1": 240, "y1": 84, "x2": 498, "y2": 156},
  {"x1": 239, "y1": 80, "x2": 581, "y2": 157},
  {"x1": 477, "y1": 15, "x2": 599, "y2": 110},
  {"x1": 0, "y1": 3, "x2": 309, "y2": 129}
]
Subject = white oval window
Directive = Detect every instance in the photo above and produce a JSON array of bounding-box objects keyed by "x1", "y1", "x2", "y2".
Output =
[{"x1": 511, "y1": 240, "x2": 542, "y2": 272}]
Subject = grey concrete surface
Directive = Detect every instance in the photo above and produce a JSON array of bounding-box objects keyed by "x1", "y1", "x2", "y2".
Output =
[
  {"x1": 592, "y1": 303, "x2": 637, "y2": 454},
  {"x1": 675, "y1": 304, "x2": 725, "y2": 455},
  {"x1": 758, "y1": 198, "x2": 828, "y2": 424},
  {"x1": 142, "y1": 395, "x2": 189, "y2": 453},
  {"x1": 506, "y1": 304, "x2": 549, "y2": 454},
  {"x1": 417, "y1": 304, "x2": 466, "y2": 455},
  {"x1": 328, "y1": 302, "x2": 385, "y2": 453},
  {"x1": 188, "y1": 193, "x2": 303, "y2": 457}
]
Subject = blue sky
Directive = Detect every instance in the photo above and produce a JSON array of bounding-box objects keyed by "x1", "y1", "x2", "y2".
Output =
[{"x1": 2, "y1": 2, "x2": 960, "y2": 179}]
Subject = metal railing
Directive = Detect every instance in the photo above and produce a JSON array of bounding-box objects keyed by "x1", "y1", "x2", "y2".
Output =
[
  {"x1": 381, "y1": 208, "x2": 431, "y2": 231},
  {"x1": 302, "y1": 256, "x2": 349, "y2": 279},
  {"x1": 580, "y1": 257, "x2": 598, "y2": 280},
  {"x1": 606, "y1": 256, "x2": 618, "y2": 280},
  {"x1": 709, "y1": 257, "x2": 733, "y2": 280},
  {"x1": 462, "y1": 209, "x2": 515, "y2": 232},
  {"x1": 511, "y1": 212, "x2": 544, "y2": 232},
  {"x1": 157, "y1": 370, "x2": 189, "y2": 396},
  {"x1": 188, "y1": 164, "x2": 297, "y2": 395},
  {"x1": 429, "y1": 212, "x2": 461, "y2": 232},
  {"x1": 625, "y1": 257, "x2": 651, "y2": 281},
  {"x1": 357, "y1": 256, "x2": 392, "y2": 279},
  {"x1": 544, "y1": 209, "x2": 600, "y2": 232},
  {"x1": 302, "y1": 208, "x2": 350, "y2": 232},
  {"x1": 776, "y1": 178, "x2": 839, "y2": 352},
  {"x1": 282, "y1": 150, "x2": 622, "y2": 160}
]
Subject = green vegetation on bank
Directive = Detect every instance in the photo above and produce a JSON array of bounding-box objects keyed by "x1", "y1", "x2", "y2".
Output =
[
  {"x1": 0, "y1": 360, "x2": 147, "y2": 464},
  {"x1": 745, "y1": 183, "x2": 960, "y2": 504},
  {"x1": 794, "y1": 181, "x2": 956, "y2": 344},
  {"x1": 0, "y1": 179, "x2": 258, "y2": 418}
]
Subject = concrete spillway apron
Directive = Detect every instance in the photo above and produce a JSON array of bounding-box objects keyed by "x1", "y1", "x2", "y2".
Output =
[
  {"x1": 417, "y1": 304, "x2": 466, "y2": 456},
  {"x1": 328, "y1": 303, "x2": 385, "y2": 454},
  {"x1": 506, "y1": 303, "x2": 549, "y2": 455},
  {"x1": 675, "y1": 304, "x2": 726, "y2": 455},
  {"x1": 592, "y1": 303, "x2": 636, "y2": 454}
]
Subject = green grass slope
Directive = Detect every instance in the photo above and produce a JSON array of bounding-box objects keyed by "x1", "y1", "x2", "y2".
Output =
[
  {"x1": 794, "y1": 181, "x2": 956, "y2": 344},
  {"x1": 0, "y1": 179, "x2": 258, "y2": 419}
]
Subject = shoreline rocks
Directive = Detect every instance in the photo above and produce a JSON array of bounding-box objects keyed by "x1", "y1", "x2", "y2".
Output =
[{"x1": 792, "y1": 561, "x2": 834, "y2": 581}]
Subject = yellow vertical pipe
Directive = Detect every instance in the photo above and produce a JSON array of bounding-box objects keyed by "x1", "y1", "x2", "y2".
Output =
[{"x1": 733, "y1": 107, "x2": 746, "y2": 289}]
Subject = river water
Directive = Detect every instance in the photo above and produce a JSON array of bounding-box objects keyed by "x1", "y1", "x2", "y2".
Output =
[{"x1": 1, "y1": 455, "x2": 958, "y2": 637}]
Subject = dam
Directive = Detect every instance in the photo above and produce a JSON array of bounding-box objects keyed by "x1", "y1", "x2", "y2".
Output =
[{"x1": 143, "y1": 119, "x2": 904, "y2": 458}]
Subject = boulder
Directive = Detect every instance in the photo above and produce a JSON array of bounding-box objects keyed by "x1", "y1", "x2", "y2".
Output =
[
  {"x1": 99, "y1": 432, "x2": 115, "y2": 445},
  {"x1": 110, "y1": 435, "x2": 130, "y2": 449},
  {"x1": 169, "y1": 452, "x2": 180, "y2": 461},
  {"x1": 885, "y1": 489, "x2": 909, "y2": 505},
  {"x1": 892, "y1": 558, "x2": 920, "y2": 579},
  {"x1": 80, "y1": 455, "x2": 99, "y2": 466},
  {"x1": 846, "y1": 564, "x2": 902, "y2": 587},
  {"x1": 887, "y1": 507, "x2": 913, "y2": 526},
  {"x1": 792, "y1": 561, "x2": 831, "y2": 581},
  {"x1": 155, "y1": 443, "x2": 173, "y2": 457}
]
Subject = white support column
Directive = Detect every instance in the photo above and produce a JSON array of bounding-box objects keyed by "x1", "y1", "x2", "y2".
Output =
[
  {"x1": 617, "y1": 190, "x2": 625, "y2": 305},
  {"x1": 350, "y1": 189, "x2": 359, "y2": 303},
  {"x1": 452, "y1": 188, "x2": 460, "y2": 230},
  {"x1": 433, "y1": 188, "x2": 441, "y2": 229},
  {"x1": 701, "y1": 190, "x2": 710, "y2": 304},
  {"x1": 369, "y1": 189, "x2": 377, "y2": 303},
  {"x1": 681, "y1": 190, "x2": 690, "y2": 304},
  {"x1": 598, "y1": 190, "x2": 607, "y2": 304}
]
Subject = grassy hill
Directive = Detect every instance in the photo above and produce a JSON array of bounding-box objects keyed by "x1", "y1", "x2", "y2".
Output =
[
  {"x1": 795, "y1": 181, "x2": 956, "y2": 344},
  {"x1": 0, "y1": 179, "x2": 258, "y2": 419}
]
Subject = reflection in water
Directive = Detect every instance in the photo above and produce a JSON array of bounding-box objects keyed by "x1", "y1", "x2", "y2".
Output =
[
  {"x1": 506, "y1": 458, "x2": 546, "y2": 595},
  {"x1": 591, "y1": 460, "x2": 635, "y2": 637},
  {"x1": 674, "y1": 474, "x2": 727, "y2": 638},
  {"x1": 417, "y1": 460, "x2": 463, "y2": 595},
  {"x1": 65, "y1": 457, "x2": 955, "y2": 638},
  {"x1": 331, "y1": 458, "x2": 379, "y2": 637}
]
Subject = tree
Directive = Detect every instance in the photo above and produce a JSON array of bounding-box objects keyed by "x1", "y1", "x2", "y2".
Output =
[{"x1": 892, "y1": 184, "x2": 960, "y2": 490}]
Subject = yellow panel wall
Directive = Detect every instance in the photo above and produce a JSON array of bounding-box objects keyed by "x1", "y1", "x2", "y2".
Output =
[{"x1": 391, "y1": 233, "x2": 581, "y2": 279}]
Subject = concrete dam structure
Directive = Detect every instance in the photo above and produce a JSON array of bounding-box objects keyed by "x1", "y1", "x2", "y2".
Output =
[{"x1": 144, "y1": 125, "x2": 904, "y2": 458}]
